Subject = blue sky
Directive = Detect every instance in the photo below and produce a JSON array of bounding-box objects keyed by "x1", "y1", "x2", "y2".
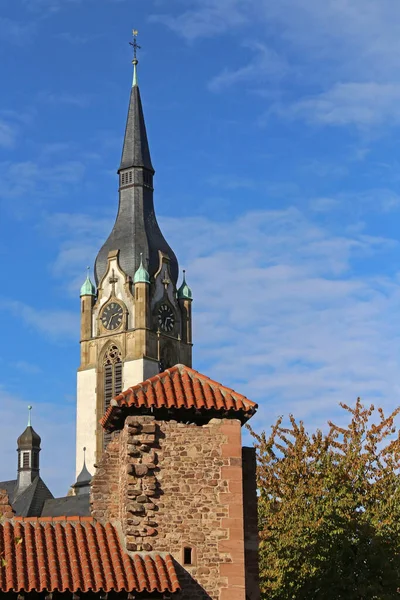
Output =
[{"x1": 2, "y1": 0, "x2": 400, "y2": 496}]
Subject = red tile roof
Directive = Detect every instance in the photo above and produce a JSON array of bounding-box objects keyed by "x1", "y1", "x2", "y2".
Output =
[
  {"x1": 0, "y1": 517, "x2": 180, "y2": 594},
  {"x1": 101, "y1": 364, "x2": 257, "y2": 431}
]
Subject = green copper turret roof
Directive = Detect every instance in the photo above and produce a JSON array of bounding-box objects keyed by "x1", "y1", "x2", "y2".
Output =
[
  {"x1": 134, "y1": 254, "x2": 150, "y2": 284},
  {"x1": 177, "y1": 270, "x2": 193, "y2": 300},
  {"x1": 80, "y1": 269, "x2": 96, "y2": 297}
]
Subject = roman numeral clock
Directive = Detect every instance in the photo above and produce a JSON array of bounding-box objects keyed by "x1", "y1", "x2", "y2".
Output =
[{"x1": 101, "y1": 302, "x2": 124, "y2": 331}]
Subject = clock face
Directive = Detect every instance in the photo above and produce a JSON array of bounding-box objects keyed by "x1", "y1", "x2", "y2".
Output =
[
  {"x1": 157, "y1": 304, "x2": 175, "y2": 333},
  {"x1": 101, "y1": 302, "x2": 123, "y2": 331}
]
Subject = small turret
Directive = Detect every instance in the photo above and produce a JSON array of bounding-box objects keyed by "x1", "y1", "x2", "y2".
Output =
[
  {"x1": 134, "y1": 253, "x2": 150, "y2": 284},
  {"x1": 80, "y1": 267, "x2": 95, "y2": 343},
  {"x1": 72, "y1": 448, "x2": 92, "y2": 496},
  {"x1": 177, "y1": 270, "x2": 193, "y2": 300},
  {"x1": 134, "y1": 253, "x2": 150, "y2": 335},
  {"x1": 178, "y1": 270, "x2": 193, "y2": 345},
  {"x1": 16, "y1": 406, "x2": 41, "y2": 496},
  {"x1": 80, "y1": 268, "x2": 96, "y2": 297}
]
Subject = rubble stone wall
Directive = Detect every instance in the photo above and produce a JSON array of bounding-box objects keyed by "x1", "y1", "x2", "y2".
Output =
[{"x1": 91, "y1": 416, "x2": 247, "y2": 600}]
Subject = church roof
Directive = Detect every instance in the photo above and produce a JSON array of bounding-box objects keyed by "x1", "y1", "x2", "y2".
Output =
[
  {"x1": 0, "y1": 518, "x2": 180, "y2": 594},
  {"x1": 101, "y1": 364, "x2": 258, "y2": 432},
  {"x1": 0, "y1": 476, "x2": 53, "y2": 517},
  {"x1": 41, "y1": 494, "x2": 91, "y2": 517},
  {"x1": 12, "y1": 476, "x2": 53, "y2": 517}
]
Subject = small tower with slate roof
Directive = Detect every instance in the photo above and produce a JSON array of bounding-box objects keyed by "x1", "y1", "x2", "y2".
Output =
[
  {"x1": 72, "y1": 448, "x2": 92, "y2": 496},
  {"x1": 16, "y1": 406, "x2": 41, "y2": 494},
  {"x1": 76, "y1": 33, "x2": 193, "y2": 477}
]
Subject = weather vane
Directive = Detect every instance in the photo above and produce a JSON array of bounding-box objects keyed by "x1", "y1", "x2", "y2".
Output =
[
  {"x1": 129, "y1": 30, "x2": 141, "y2": 86},
  {"x1": 129, "y1": 29, "x2": 141, "y2": 63}
]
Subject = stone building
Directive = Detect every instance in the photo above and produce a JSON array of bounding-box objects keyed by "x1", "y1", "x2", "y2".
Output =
[{"x1": 0, "y1": 37, "x2": 259, "y2": 600}]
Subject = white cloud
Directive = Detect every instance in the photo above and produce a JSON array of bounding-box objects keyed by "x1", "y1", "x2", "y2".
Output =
[
  {"x1": 12, "y1": 360, "x2": 42, "y2": 374},
  {"x1": 278, "y1": 83, "x2": 400, "y2": 128},
  {"x1": 159, "y1": 207, "x2": 400, "y2": 431},
  {"x1": 152, "y1": 0, "x2": 400, "y2": 130},
  {"x1": 0, "y1": 16, "x2": 36, "y2": 44},
  {"x1": 309, "y1": 189, "x2": 400, "y2": 214},
  {"x1": 0, "y1": 160, "x2": 86, "y2": 217},
  {"x1": 0, "y1": 120, "x2": 17, "y2": 148},
  {"x1": 149, "y1": 0, "x2": 251, "y2": 41},
  {"x1": 0, "y1": 299, "x2": 79, "y2": 340},
  {"x1": 42, "y1": 211, "x2": 113, "y2": 293},
  {"x1": 208, "y1": 42, "x2": 287, "y2": 92},
  {"x1": 37, "y1": 91, "x2": 92, "y2": 108}
]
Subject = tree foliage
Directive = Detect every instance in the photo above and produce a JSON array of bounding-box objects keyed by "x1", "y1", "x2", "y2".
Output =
[{"x1": 249, "y1": 399, "x2": 400, "y2": 599}]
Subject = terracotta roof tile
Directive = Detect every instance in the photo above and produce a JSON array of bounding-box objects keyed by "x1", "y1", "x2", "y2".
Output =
[
  {"x1": 101, "y1": 364, "x2": 257, "y2": 431},
  {"x1": 0, "y1": 518, "x2": 180, "y2": 594}
]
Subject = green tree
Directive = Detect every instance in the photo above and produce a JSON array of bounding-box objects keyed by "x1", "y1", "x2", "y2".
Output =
[{"x1": 249, "y1": 399, "x2": 400, "y2": 599}]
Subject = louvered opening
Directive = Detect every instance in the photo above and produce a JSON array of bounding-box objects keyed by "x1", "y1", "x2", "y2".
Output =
[
  {"x1": 104, "y1": 364, "x2": 113, "y2": 411},
  {"x1": 22, "y1": 451, "x2": 30, "y2": 469},
  {"x1": 115, "y1": 362, "x2": 122, "y2": 396},
  {"x1": 103, "y1": 347, "x2": 123, "y2": 450}
]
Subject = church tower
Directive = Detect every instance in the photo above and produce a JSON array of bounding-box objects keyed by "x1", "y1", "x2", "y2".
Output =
[{"x1": 76, "y1": 35, "x2": 193, "y2": 476}]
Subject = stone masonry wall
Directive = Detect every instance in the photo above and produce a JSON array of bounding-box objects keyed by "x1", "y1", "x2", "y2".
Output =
[
  {"x1": 90, "y1": 437, "x2": 120, "y2": 522},
  {"x1": 91, "y1": 416, "x2": 247, "y2": 600},
  {"x1": 0, "y1": 490, "x2": 14, "y2": 519}
]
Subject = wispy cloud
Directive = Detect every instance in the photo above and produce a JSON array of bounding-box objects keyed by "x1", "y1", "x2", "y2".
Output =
[
  {"x1": 153, "y1": 0, "x2": 400, "y2": 131},
  {"x1": 208, "y1": 42, "x2": 287, "y2": 92},
  {"x1": 0, "y1": 299, "x2": 79, "y2": 340},
  {"x1": 0, "y1": 160, "x2": 86, "y2": 217},
  {"x1": 0, "y1": 120, "x2": 17, "y2": 148},
  {"x1": 37, "y1": 91, "x2": 92, "y2": 108},
  {"x1": 12, "y1": 360, "x2": 42, "y2": 374},
  {"x1": 56, "y1": 31, "x2": 102, "y2": 45},
  {"x1": 149, "y1": 0, "x2": 251, "y2": 41},
  {"x1": 158, "y1": 207, "x2": 400, "y2": 429},
  {"x1": 276, "y1": 83, "x2": 400, "y2": 129},
  {"x1": 207, "y1": 174, "x2": 257, "y2": 190},
  {"x1": 41, "y1": 211, "x2": 112, "y2": 293},
  {"x1": 309, "y1": 189, "x2": 400, "y2": 215},
  {"x1": 0, "y1": 16, "x2": 37, "y2": 44}
]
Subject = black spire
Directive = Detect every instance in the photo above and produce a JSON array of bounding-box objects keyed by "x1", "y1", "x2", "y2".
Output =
[
  {"x1": 119, "y1": 84, "x2": 154, "y2": 172},
  {"x1": 94, "y1": 34, "x2": 178, "y2": 287}
]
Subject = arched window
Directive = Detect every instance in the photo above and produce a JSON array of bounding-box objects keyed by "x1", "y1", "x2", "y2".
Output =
[{"x1": 103, "y1": 344, "x2": 122, "y2": 449}]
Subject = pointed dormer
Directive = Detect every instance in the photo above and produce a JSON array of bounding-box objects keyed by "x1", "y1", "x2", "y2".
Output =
[{"x1": 16, "y1": 406, "x2": 41, "y2": 495}]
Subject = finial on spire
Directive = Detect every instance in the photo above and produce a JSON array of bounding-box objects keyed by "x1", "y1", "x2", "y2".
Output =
[
  {"x1": 129, "y1": 29, "x2": 141, "y2": 87},
  {"x1": 134, "y1": 251, "x2": 150, "y2": 284},
  {"x1": 178, "y1": 269, "x2": 193, "y2": 300},
  {"x1": 81, "y1": 267, "x2": 96, "y2": 297},
  {"x1": 28, "y1": 405, "x2": 32, "y2": 427}
]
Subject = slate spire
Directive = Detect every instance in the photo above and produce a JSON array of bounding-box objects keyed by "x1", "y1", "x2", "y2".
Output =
[
  {"x1": 119, "y1": 30, "x2": 153, "y2": 173},
  {"x1": 119, "y1": 75, "x2": 154, "y2": 173},
  {"x1": 94, "y1": 33, "x2": 179, "y2": 287}
]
